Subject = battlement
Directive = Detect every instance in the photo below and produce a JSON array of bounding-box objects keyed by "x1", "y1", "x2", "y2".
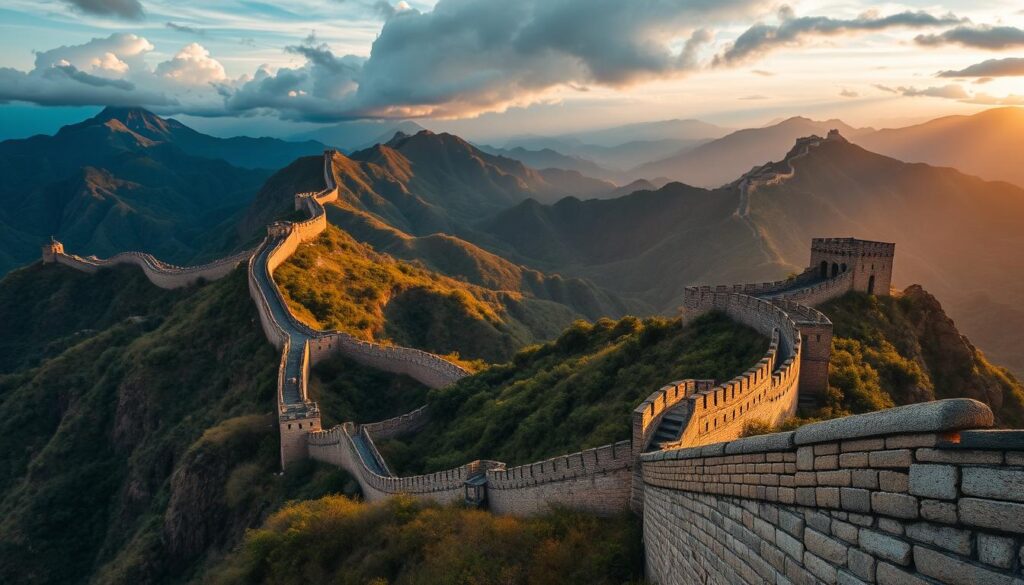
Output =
[{"x1": 811, "y1": 237, "x2": 896, "y2": 257}]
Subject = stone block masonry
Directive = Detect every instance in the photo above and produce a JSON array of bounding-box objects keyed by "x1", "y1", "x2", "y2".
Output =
[{"x1": 641, "y1": 400, "x2": 1024, "y2": 585}]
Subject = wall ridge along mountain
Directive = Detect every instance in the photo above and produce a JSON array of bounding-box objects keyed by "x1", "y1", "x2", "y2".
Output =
[{"x1": 36, "y1": 150, "x2": 1024, "y2": 585}]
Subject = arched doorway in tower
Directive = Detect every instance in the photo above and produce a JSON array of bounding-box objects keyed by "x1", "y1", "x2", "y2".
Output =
[
  {"x1": 831, "y1": 263, "x2": 839, "y2": 278},
  {"x1": 868, "y1": 275, "x2": 876, "y2": 295},
  {"x1": 819, "y1": 261, "x2": 828, "y2": 279}
]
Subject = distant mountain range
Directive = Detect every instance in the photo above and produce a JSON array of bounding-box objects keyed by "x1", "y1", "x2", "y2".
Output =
[
  {"x1": 5, "y1": 106, "x2": 1024, "y2": 375},
  {"x1": 293, "y1": 120, "x2": 427, "y2": 152},
  {"x1": 853, "y1": 107, "x2": 1024, "y2": 188},
  {"x1": 0, "y1": 107, "x2": 281, "y2": 273},
  {"x1": 626, "y1": 116, "x2": 872, "y2": 187}
]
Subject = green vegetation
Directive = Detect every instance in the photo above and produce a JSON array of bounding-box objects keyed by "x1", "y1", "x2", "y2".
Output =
[
  {"x1": 379, "y1": 313, "x2": 768, "y2": 474},
  {"x1": 0, "y1": 262, "x2": 185, "y2": 373},
  {"x1": 818, "y1": 288, "x2": 1024, "y2": 426},
  {"x1": 0, "y1": 265, "x2": 351, "y2": 585},
  {"x1": 276, "y1": 226, "x2": 581, "y2": 363},
  {"x1": 208, "y1": 495, "x2": 645, "y2": 585},
  {"x1": 309, "y1": 353, "x2": 430, "y2": 427}
]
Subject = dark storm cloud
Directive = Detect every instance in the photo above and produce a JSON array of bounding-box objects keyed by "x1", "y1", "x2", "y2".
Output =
[
  {"x1": 61, "y1": 0, "x2": 144, "y2": 20},
  {"x1": 226, "y1": 0, "x2": 758, "y2": 120},
  {"x1": 915, "y1": 25, "x2": 1024, "y2": 50},
  {"x1": 714, "y1": 6, "x2": 962, "y2": 65},
  {"x1": 166, "y1": 22, "x2": 207, "y2": 37}
]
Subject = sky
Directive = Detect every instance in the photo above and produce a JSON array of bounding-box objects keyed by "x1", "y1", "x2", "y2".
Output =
[{"x1": 1, "y1": 0, "x2": 1024, "y2": 142}]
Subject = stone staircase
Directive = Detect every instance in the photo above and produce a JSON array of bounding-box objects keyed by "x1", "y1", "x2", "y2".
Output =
[{"x1": 648, "y1": 409, "x2": 688, "y2": 450}]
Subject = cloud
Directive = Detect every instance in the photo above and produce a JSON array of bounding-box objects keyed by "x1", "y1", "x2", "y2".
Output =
[
  {"x1": 166, "y1": 22, "x2": 206, "y2": 37},
  {"x1": 372, "y1": 0, "x2": 412, "y2": 20},
  {"x1": 60, "y1": 0, "x2": 143, "y2": 20},
  {"x1": 752, "y1": 69, "x2": 775, "y2": 76},
  {"x1": 226, "y1": 0, "x2": 761, "y2": 120},
  {"x1": 938, "y1": 57, "x2": 1024, "y2": 78},
  {"x1": 739, "y1": 94, "x2": 768, "y2": 100},
  {"x1": 898, "y1": 84, "x2": 969, "y2": 99},
  {"x1": 0, "y1": 33, "x2": 236, "y2": 112},
  {"x1": 915, "y1": 25, "x2": 1024, "y2": 49},
  {"x1": 963, "y1": 93, "x2": 1024, "y2": 105},
  {"x1": 714, "y1": 6, "x2": 962, "y2": 65},
  {"x1": 154, "y1": 43, "x2": 228, "y2": 85},
  {"x1": 839, "y1": 89, "x2": 859, "y2": 98},
  {"x1": 873, "y1": 84, "x2": 897, "y2": 93}
]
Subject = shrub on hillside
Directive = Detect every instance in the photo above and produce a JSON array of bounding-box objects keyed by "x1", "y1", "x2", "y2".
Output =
[{"x1": 208, "y1": 495, "x2": 645, "y2": 585}]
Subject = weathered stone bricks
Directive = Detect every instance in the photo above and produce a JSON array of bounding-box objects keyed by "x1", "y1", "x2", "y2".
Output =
[
  {"x1": 859, "y1": 529, "x2": 912, "y2": 565},
  {"x1": 920, "y1": 498, "x2": 958, "y2": 524},
  {"x1": 806, "y1": 529, "x2": 848, "y2": 564},
  {"x1": 976, "y1": 534, "x2": 1015, "y2": 569},
  {"x1": 961, "y1": 468, "x2": 1024, "y2": 502},
  {"x1": 876, "y1": 562, "x2": 932, "y2": 585},
  {"x1": 841, "y1": 488, "x2": 871, "y2": 513},
  {"x1": 840, "y1": 452, "x2": 869, "y2": 467},
  {"x1": 879, "y1": 470, "x2": 909, "y2": 492},
  {"x1": 871, "y1": 491, "x2": 918, "y2": 519},
  {"x1": 804, "y1": 551, "x2": 839, "y2": 584},
  {"x1": 817, "y1": 487, "x2": 841, "y2": 508},
  {"x1": 905, "y1": 522, "x2": 971, "y2": 555},
  {"x1": 818, "y1": 469, "x2": 852, "y2": 486},
  {"x1": 909, "y1": 464, "x2": 959, "y2": 500},
  {"x1": 852, "y1": 469, "x2": 879, "y2": 489},
  {"x1": 777, "y1": 529, "x2": 804, "y2": 560},
  {"x1": 847, "y1": 548, "x2": 875, "y2": 582},
  {"x1": 869, "y1": 449, "x2": 912, "y2": 468},
  {"x1": 913, "y1": 545, "x2": 1014, "y2": 585},
  {"x1": 958, "y1": 497, "x2": 1024, "y2": 533}
]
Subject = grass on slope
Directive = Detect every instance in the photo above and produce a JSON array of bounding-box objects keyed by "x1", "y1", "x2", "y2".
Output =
[
  {"x1": 207, "y1": 495, "x2": 644, "y2": 585},
  {"x1": 276, "y1": 226, "x2": 580, "y2": 364},
  {"x1": 379, "y1": 313, "x2": 768, "y2": 474},
  {"x1": 0, "y1": 266, "x2": 352, "y2": 585},
  {"x1": 0, "y1": 262, "x2": 185, "y2": 373},
  {"x1": 819, "y1": 288, "x2": 1024, "y2": 426}
]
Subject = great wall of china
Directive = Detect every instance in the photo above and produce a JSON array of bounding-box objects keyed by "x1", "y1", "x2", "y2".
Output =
[{"x1": 40, "y1": 148, "x2": 1024, "y2": 585}]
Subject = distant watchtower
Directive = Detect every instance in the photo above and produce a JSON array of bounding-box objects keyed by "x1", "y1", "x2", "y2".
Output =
[
  {"x1": 42, "y1": 238, "x2": 64, "y2": 263},
  {"x1": 810, "y1": 238, "x2": 894, "y2": 296}
]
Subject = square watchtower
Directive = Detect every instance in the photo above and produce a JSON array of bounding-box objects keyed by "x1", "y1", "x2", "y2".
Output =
[{"x1": 809, "y1": 238, "x2": 894, "y2": 296}]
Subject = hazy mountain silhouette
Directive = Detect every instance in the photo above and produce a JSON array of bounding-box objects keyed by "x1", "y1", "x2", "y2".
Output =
[
  {"x1": 628, "y1": 116, "x2": 870, "y2": 187},
  {"x1": 0, "y1": 108, "x2": 272, "y2": 274},
  {"x1": 854, "y1": 107, "x2": 1024, "y2": 188},
  {"x1": 295, "y1": 120, "x2": 427, "y2": 152},
  {"x1": 90, "y1": 107, "x2": 329, "y2": 169}
]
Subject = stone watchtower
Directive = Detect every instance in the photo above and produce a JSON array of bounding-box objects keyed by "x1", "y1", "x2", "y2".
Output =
[
  {"x1": 809, "y1": 237, "x2": 895, "y2": 296},
  {"x1": 42, "y1": 238, "x2": 64, "y2": 263}
]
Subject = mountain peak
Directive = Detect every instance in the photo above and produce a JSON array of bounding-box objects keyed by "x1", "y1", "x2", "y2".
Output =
[{"x1": 91, "y1": 106, "x2": 177, "y2": 141}]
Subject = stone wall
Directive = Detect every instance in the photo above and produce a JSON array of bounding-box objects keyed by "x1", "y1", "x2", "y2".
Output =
[
  {"x1": 486, "y1": 440, "x2": 633, "y2": 516},
  {"x1": 52, "y1": 246, "x2": 252, "y2": 290},
  {"x1": 362, "y1": 405, "x2": 430, "y2": 440},
  {"x1": 308, "y1": 334, "x2": 469, "y2": 389},
  {"x1": 307, "y1": 424, "x2": 504, "y2": 504},
  {"x1": 676, "y1": 292, "x2": 802, "y2": 447},
  {"x1": 640, "y1": 399, "x2": 1024, "y2": 585}
]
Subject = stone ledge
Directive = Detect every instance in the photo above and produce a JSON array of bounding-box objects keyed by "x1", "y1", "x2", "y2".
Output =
[
  {"x1": 793, "y1": 400, "x2": 993, "y2": 446},
  {"x1": 724, "y1": 431, "x2": 796, "y2": 455}
]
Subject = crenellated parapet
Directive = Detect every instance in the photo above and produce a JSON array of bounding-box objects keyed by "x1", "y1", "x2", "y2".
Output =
[
  {"x1": 43, "y1": 241, "x2": 254, "y2": 290},
  {"x1": 638, "y1": 399, "x2": 1024, "y2": 585}
]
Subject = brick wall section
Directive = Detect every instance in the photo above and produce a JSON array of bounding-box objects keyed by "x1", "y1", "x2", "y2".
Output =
[
  {"x1": 675, "y1": 292, "x2": 802, "y2": 447},
  {"x1": 640, "y1": 399, "x2": 1024, "y2": 585},
  {"x1": 50, "y1": 246, "x2": 253, "y2": 289},
  {"x1": 361, "y1": 405, "x2": 430, "y2": 440},
  {"x1": 307, "y1": 424, "x2": 505, "y2": 505},
  {"x1": 486, "y1": 440, "x2": 633, "y2": 516}
]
